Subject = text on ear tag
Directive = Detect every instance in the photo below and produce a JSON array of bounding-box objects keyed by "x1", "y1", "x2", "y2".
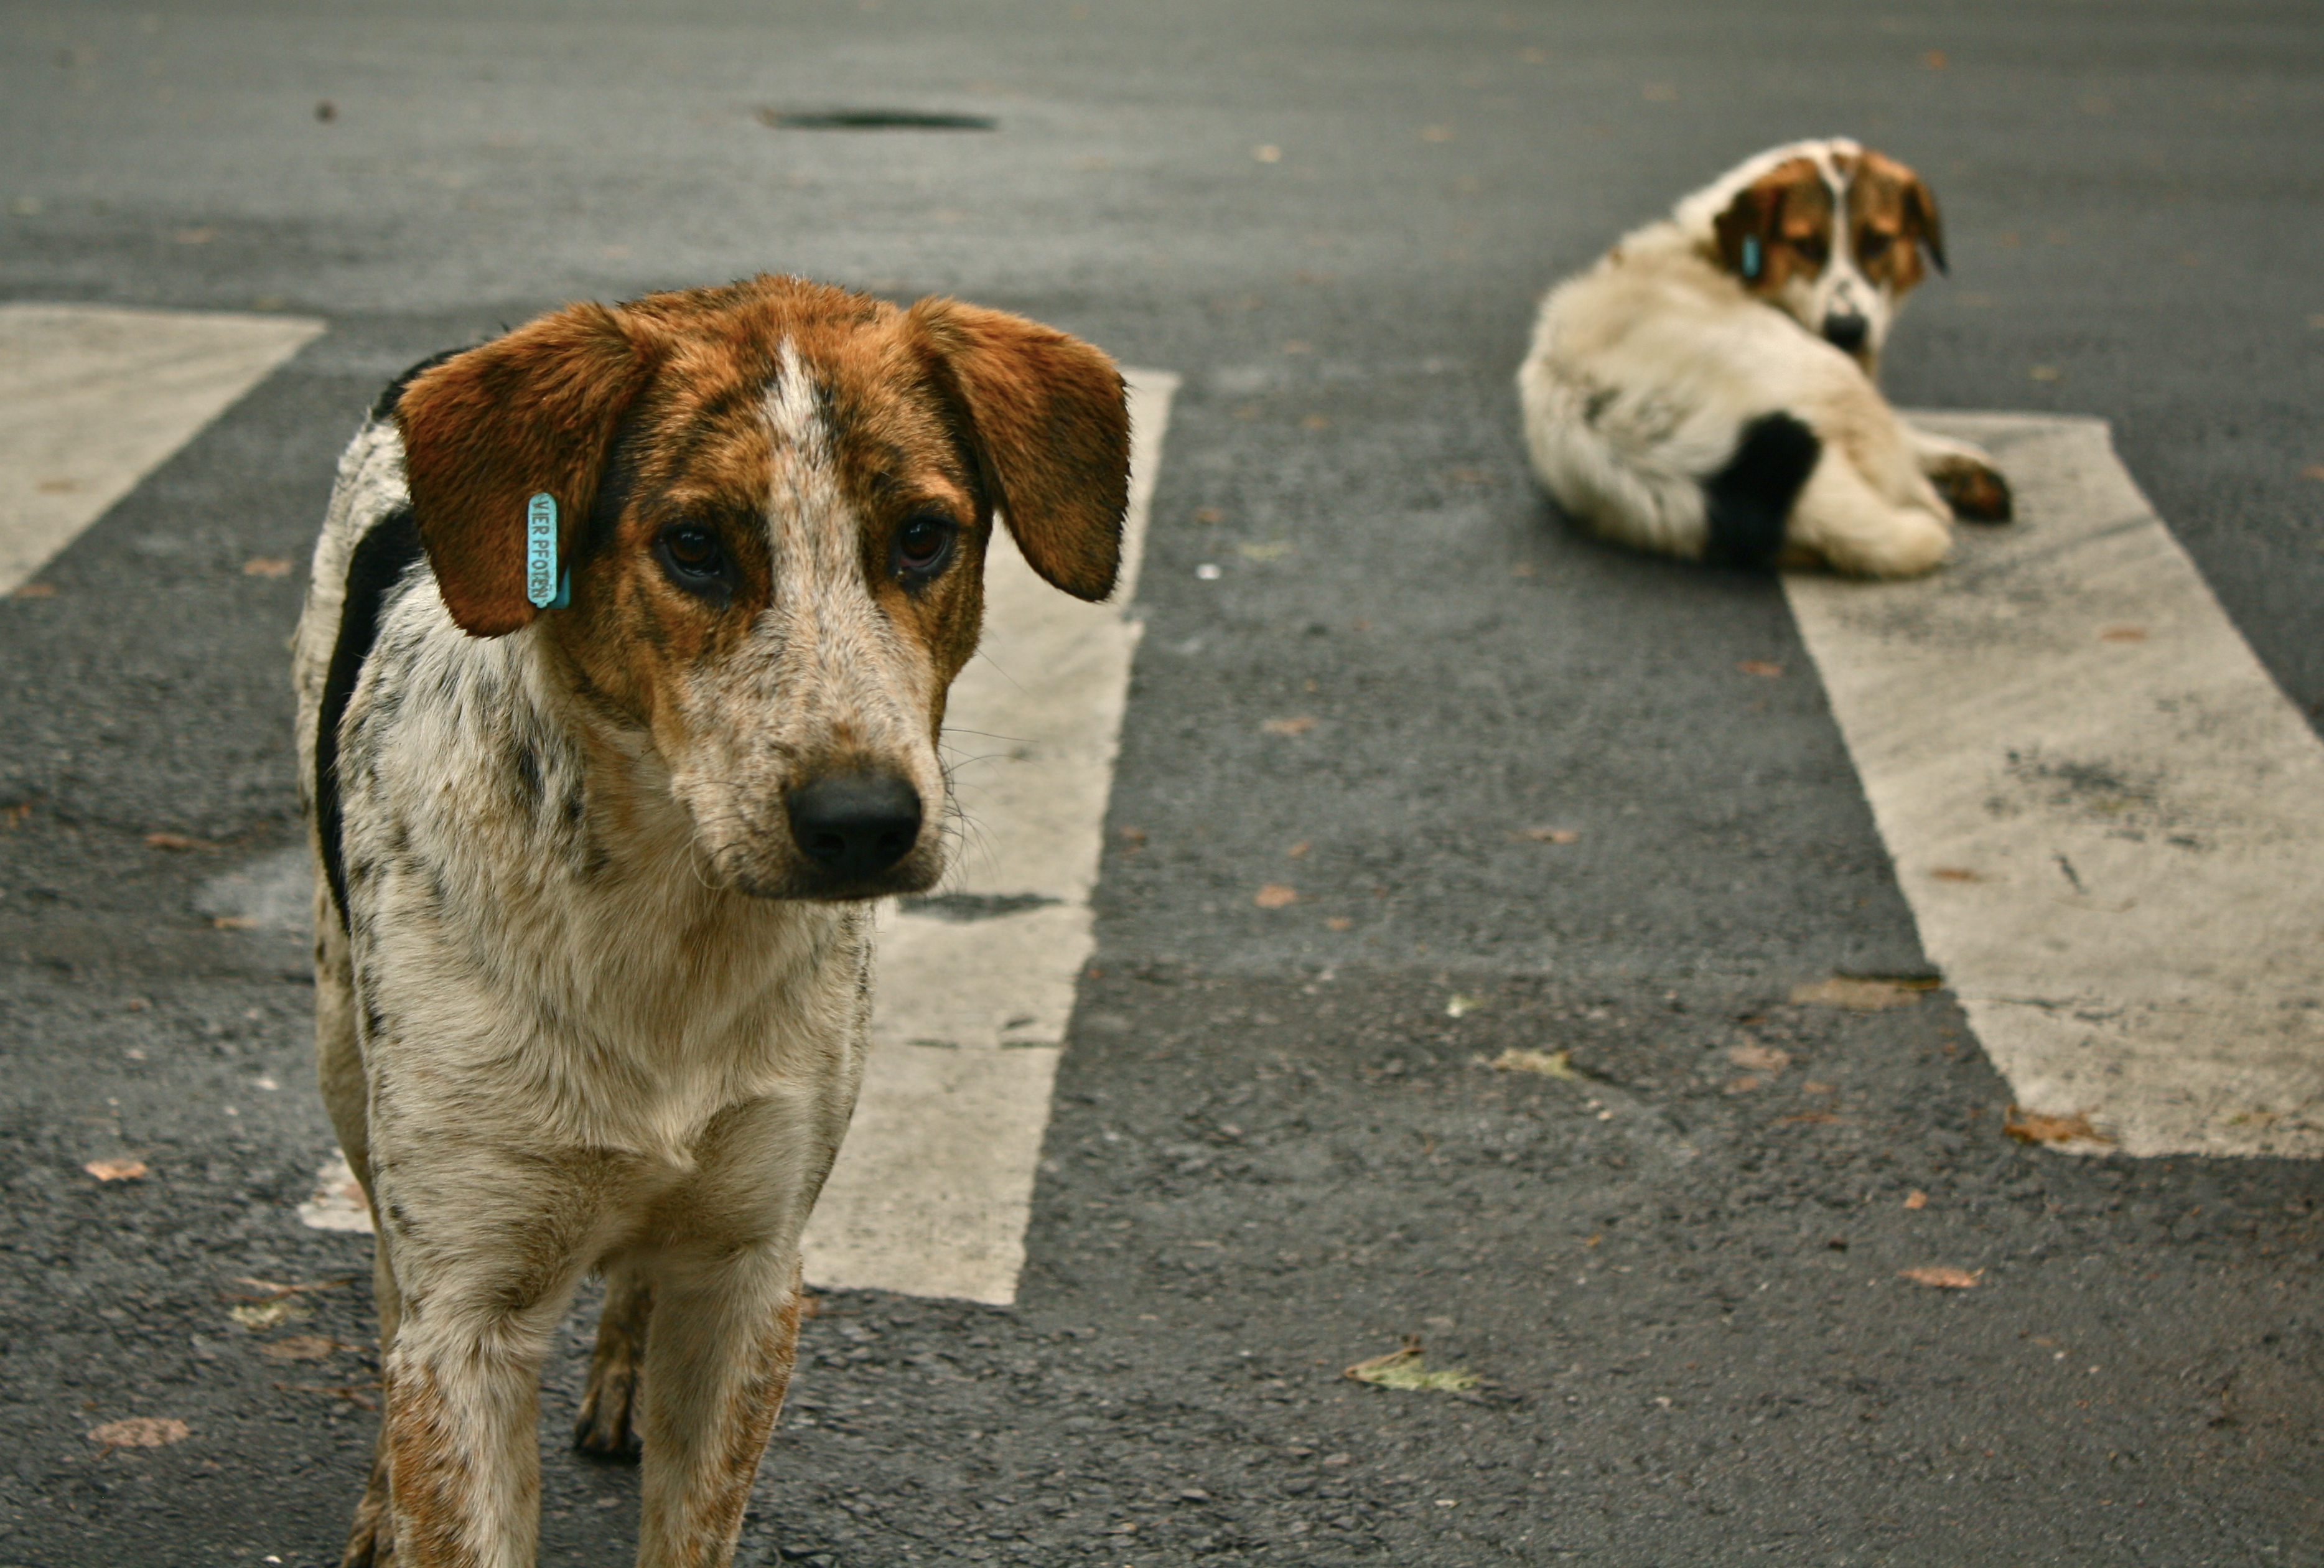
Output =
[{"x1": 525, "y1": 493, "x2": 559, "y2": 609}]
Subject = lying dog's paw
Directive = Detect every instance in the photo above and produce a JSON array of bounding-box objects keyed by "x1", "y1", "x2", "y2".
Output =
[
  {"x1": 574, "y1": 1357, "x2": 644, "y2": 1460},
  {"x1": 1928, "y1": 455, "x2": 2014, "y2": 523}
]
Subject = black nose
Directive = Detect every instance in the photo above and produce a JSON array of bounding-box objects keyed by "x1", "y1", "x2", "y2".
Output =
[
  {"x1": 786, "y1": 770, "x2": 922, "y2": 881},
  {"x1": 1822, "y1": 311, "x2": 1870, "y2": 354}
]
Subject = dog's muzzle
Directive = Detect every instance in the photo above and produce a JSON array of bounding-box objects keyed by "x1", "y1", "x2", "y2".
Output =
[{"x1": 785, "y1": 768, "x2": 923, "y2": 883}]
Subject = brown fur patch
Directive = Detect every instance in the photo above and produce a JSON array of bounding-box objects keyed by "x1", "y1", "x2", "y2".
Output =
[
  {"x1": 396, "y1": 304, "x2": 663, "y2": 637},
  {"x1": 1847, "y1": 150, "x2": 1946, "y2": 292},
  {"x1": 907, "y1": 297, "x2": 1131, "y2": 602},
  {"x1": 1712, "y1": 157, "x2": 1835, "y2": 294},
  {"x1": 383, "y1": 1361, "x2": 478, "y2": 1566}
]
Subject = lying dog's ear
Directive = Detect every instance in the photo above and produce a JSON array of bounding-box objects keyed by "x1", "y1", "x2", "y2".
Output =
[
  {"x1": 1712, "y1": 157, "x2": 1827, "y2": 287},
  {"x1": 393, "y1": 303, "x2": 660, "y2": 637},
  {"x1": 907, "y1": 298, "x2": 1130, "y2": 603},
  {"x1": 1713, "y1": 180, "x2": 1779, "y2": 283},
  {"x1": 1901, "y1": 175, "x2": 1948, "y2": 276}
]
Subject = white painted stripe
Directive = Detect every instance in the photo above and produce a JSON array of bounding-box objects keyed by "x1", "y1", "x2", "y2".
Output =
[
  {"x1": 0, "y1": 303, "x2": 325, "y2": 594},
  {"x1": 801, "y1": 368, "x2": 1178, "y2": 1302},
  {"x1": 1785, "y1": 413, "x2": 2324, "y2": 1158}
]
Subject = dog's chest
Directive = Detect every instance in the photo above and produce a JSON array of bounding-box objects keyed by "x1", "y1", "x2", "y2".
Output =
[{"x1": 337, "y1": 622, "x2": 874, "y2": 1160}]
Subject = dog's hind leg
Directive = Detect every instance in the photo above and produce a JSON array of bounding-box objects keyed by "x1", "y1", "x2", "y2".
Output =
[
  {"x1": 342, "y1": 1243, "x2": 406, "y2": 1567},
  {"x1": 312, "y1": 902, "x2": 403, "y2": 1567},
  {"x1": 1786, "y1": 450, "x2": 1954, "y2": 578},
  {"x1": 1702, "y1": 412, "x2": 1822, "y2": 567},
  {"x1": 575, "y1": 1259, "x2": 653, "y2": 1459}
]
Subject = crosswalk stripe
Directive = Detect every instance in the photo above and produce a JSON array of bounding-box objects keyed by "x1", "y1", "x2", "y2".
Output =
[
  {"x1": 801, "y1": 368, "x2": 1178, "y2": 1302},
  {"x1": 0, "y1": 303, "x2": 324, "y2": 595},
  {"x1": 1785, "y1": 413, "x2": 2324, "y2": 1158}
]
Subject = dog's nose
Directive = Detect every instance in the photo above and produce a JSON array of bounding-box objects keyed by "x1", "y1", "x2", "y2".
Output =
[
  {"x1": 786, "y1": 770, "x2": 923, "y2": 880},
  {"x1": 1822, "y1": 311, "x2": 1870, "y2": 355}
]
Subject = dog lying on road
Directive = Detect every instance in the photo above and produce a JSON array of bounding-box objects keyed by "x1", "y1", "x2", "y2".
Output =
[
  {"x1": 1518, "y1": 138, "x2": 2011, "y2": 577},
  {"x1": 292, "y1": 275, "x2": 1130, "y2": 1567}
]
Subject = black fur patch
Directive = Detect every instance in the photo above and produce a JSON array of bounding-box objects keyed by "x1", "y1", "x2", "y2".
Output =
[
  {"x1": 1701, "y1": 412, "x2": 1821, "y2": 568},
  {"x1": 318, "y1": 508, "x2": 424, "y2": 932}
]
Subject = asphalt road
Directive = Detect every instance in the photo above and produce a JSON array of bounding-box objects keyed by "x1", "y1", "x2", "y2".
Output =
[{"x1": 2, "y1": 2, "x2": 2322, "y2": 1564}]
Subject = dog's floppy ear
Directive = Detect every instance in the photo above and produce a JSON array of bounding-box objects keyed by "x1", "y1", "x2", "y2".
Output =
[
  {"x1": 1713, "y1": 182, "x2": 1776, "y2": 282},
  {"x1": 393, "y1": 302, "x2": 660, "y2": 637},
  {"x1": 1711, "y1": 156, "x2": 1826, "y2": 287},
  {"x1": 907, "y1": 298, "x2": 1130, "y2": 603},
  {"x1": 1900, "y1": 174, "x2": 1948, "y2": 275}
]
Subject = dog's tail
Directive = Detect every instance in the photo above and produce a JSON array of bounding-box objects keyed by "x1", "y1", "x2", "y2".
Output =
[{"x1": 1700, "y1": 412, "x2": 1821, "y2": 567}]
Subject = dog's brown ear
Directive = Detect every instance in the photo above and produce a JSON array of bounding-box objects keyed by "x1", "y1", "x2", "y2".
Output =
[
  {"x1": 393, "y1": 302, "x2": 660, "y2": 637},
  {"x1": 1901, "y1": 174, "x2": 1948, "y2": 275},
  {"x1": 907, "y1": 298, "x2": 1129, "y2": 603},
  {"x1": 1711, "y1": 156, "x2": 1826, "y2": 287},
  {"x1": 1712, "y1": 180, "x2": 1778, "y2": 282}
]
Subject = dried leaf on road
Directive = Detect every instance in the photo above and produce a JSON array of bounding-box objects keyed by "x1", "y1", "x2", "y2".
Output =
[
  {"x1": 229, "y1": 1276, "x2": 351, "y2": 1302},
  {"x1": 1254, "y1": 884, "x2": 1297, "y2": 908},
  {"x1": 258, "y1": 1335, "x2": 343, "y2": 1363},
  {"x1": 1790, "y1": 976, "x2": 1933, "y2": 1010},
  {"x1": 2004, "y1": 1106, "x2": 2114, "y2": 1146},
  {"x1": 1728, "y1": 1042, "x2": 1791, "y2": 1073},
  {"x1": 143, "y1": 831, "x2": 218, "y2": 851},
  {"x1": 230, "y1": 1299, "x2": 310, "y2": 1331},
  {"x1": 1738, "y1": 660, "x2": 1784, "y2": 678},
  {"x1": 83, "y1": 1158, "x2": 148, "y2": 1182},
  {"x1": 241, "y1": 556, "x2": 293, "y2": 578},
  {"x1": 1485, "y1": 1047, "x2": 1578, "y2": 1079},
  {"x1": 1514, "y1": 826, "x2": 1580, "y2": 844},
  {"x1": 1900, "y1": 1266, "x2": 1981, "y2": 1289},
  {"x1": 1905, "y1": 1189, "x2": 1930, "y2": 1210},
  {"x1": 1260, "y1": 714, "x2": 1316, "y2": 736},
  {"x1": 1346, "y1": 1337, "x2": 1480, "y2": 1392},
  {"x1": 88, "y1": 1417, "x2": 189, "y2": 1449}
]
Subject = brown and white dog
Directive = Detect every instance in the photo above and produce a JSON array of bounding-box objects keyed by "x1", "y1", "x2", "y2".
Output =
[
  {"x1": 291, "y1": 276, "x2": 1129, "y2": 1567},
  {"x1": 1517, "y1": 138, "x2": 2011, "y2": 577}
]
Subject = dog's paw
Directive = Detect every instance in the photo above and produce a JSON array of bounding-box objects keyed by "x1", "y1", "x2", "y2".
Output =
[
  {"x1": 1928, "y1": 455, "x2": 2013, "y2": 523},
  {"x1": 574, "y1": 1360, "x2": 643, "y2": 1460}
]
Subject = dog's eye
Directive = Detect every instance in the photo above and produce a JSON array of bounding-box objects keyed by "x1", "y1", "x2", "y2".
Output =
[
  {"x1": 894, "y1": 513, "x2": 957, "y2": 579},
  {"x1": 656, "y1": 522, "x2": 730, "y2": 596},
  {"x1": 1858, "y1": 230, "x2": 1894, "y2": 261},
  {"x1": 1794, "y1": 236, "x2": 1829, "y2": 265}
]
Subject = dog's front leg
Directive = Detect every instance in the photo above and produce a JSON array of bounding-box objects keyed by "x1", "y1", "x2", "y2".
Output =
[
  {"x1": 633, "y1": 1245, "x2": 806, "y2": 1568},
  {"x1": 371, "y1": 1155, "x2": 599, "y2": 1568},
  {"x1": 1904, "y1": 422, "x2": 2014, "y2": 523}
]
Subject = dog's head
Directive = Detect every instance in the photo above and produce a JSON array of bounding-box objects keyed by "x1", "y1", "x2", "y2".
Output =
[
  {"x1": 391, "y1": 276, "x2": 1129, "y2": 900},
  {"x1": 1683, "y1": 138, "x2": 1947, "y2": 373}
]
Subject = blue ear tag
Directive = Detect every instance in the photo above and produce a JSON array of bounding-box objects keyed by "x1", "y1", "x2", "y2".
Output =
[
  {"x1": 525, "y1": 493, "x2": 569, "y2": 609},
  {"x1": 1740, "y1": 235, "x2": 1762, "y2": 280}
]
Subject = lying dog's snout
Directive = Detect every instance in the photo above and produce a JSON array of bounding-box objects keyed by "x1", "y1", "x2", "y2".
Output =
[
  {"x1": 1821, "y1": 311, "x2": 1870, "y2": 355},
  {"x1": 786, "y1": 770, "x2": 923, "y2": 882}
]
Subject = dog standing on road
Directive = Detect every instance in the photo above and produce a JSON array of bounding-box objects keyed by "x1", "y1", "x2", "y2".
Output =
[
  {"x1": 1518, "y1": 138, "x2": 2012, "y2": 577},
  {"x1": 292, "y1": 275, "x2": 1130, "y2": 1567}
]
